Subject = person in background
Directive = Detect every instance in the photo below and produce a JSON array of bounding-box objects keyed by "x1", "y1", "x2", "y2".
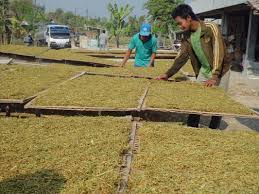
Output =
[
  {"x1": 99, "y1": 30, "x2": 108, "y2": 50},
  {"x1": 120, "y1": 23, "x2": 157, "y2": 67},
  {"x1": 24, "y1": 32, "x2": 34, "y2": 46}
]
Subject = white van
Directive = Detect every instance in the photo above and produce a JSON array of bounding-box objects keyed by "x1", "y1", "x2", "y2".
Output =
[{"x1": 35, "y1": 24, "x2": 71, "y2": 49}]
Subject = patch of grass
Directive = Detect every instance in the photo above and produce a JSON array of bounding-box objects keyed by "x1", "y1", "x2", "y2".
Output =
[
  {"x1": 33, "y1": 75, "x2": 149, "y2": 108},
  {"x1": 52, "y1": 60, "x2": 180, "y2": 80},
  {"x1": 13, "y1": 46, "x2": 48, "y2": 56},
  {"x1": 0, "y1": 45, "x2": 48, "y2": 56},
  {"x1": 80, "y1": 53, "x2": 176, "y2": 59},
  {"x1": 72, "y1": 49, "x2": 127, "y2": 54},
  {"x1": 123, "y1": 61, "x2": 175, "y2": 77},
  {"x1": 146, "y1": 81, "x2": 254, "y2": 115},
  {"x1": 0, "y1": 116, "x2": 131, "y2": 193},
  {"x1": 0, "y1": 45, "x2": 176, "y2": 67},
  {"x1": 38, "y1": 49, "x2": 118, "y2": 66},
  {"x1": 73, "y1": 49, "x2": 178, "y2": 55},
  {"x1": 0, "y1": 44, "x2": 24, "y2": 53},
  {"x1": 0, "y1": 64, "x2": 81, "y2": 99},
  {"x1": 129, "y1": 122, "x2": 259, "y2": 193},
  {"x1": 37, "y1": 49, "x2": 71, "y2": 60},
  {"x1": 0, "y1": 61, "x2": 185, "y2": 101},
  {"x1": 81, "y1": 60, "x2": 186, "y2": 81},
  {"x1": 68, "y1": 52, "x2": 118, "y2": 66}
]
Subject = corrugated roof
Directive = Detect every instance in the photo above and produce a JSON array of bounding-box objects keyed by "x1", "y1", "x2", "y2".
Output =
[
  {"x1": 248, "y1": 0, "x2": 259, "y2": 10},
  {"x1": 189, "y1": 0, "x2": 247, "y2": 14}
]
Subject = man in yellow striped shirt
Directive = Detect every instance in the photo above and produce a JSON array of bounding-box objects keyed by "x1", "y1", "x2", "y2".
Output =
[{"x1": 156, "y1": 4, "x2": 230, "y2": 129}]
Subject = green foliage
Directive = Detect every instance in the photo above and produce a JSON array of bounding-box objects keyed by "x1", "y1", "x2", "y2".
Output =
[
  {"x1": 10, "y1": 0, "x2": 47, "y2": 32},
  {"x1": 1, "y1": 1, "x2": 137, "y2": 43},
  {"x1": 145, "y1": 0, "x2": 183, "y2": 37},
  {"x1": 125, "y1": 15, "x2": 145, "y2": 36},
  {"x1": 107, "y1": 2, "x2": 134, "y2": 48},
  {"x1": 9, "y1": 17, "x2": 27, "y2": 43},
  {"x1": 45, "y1": 9, "x2": 108, "y2": 33},
  {"x1": 0, "y1": 0, "x2": 11, "y2": 43},
  {"x1": 1, "y1": 1, "x2": 109, "y2": 42}
]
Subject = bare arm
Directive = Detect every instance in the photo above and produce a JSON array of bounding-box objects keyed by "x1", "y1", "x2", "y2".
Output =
[
  {"x1": 148, "y1": 53, "x2": 156, "y2": 67},
  {"x1": 155, "y1": 41, "x2": 189, "y2": 80},
  {"x1": 120, "y1": 49, "x2": 132, "y2": 67}
]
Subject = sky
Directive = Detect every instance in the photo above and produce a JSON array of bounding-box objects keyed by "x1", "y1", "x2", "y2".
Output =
[
  {"x1": 37, "y1": 0, "x2": 148, "y2": 18},
  {"x1": 37, "y1": 0, "x2": 191, "y2": 18}
]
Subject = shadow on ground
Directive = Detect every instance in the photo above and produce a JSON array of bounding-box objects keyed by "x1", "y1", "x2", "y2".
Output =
[
  {"x1": 236, "y1": 117, "x2": 259, "y2": 132},
  {"x1": 0, "y1": 169, "x2": 66, "y2": 194}
]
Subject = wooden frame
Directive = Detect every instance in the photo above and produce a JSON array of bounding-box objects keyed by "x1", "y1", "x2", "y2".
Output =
[
  {"x1": 86, "y1": 53, "x2": 177, "y2": 60},
  {"x1": 0, "y1": 52, "x2": 118, "y2": 67},
  {"x1": 1, "y1": 63, "x2": 258, "y2": 128},
  {"x1": 22, "y1": 80, "x2": 259, "y2": 128},
  {"x1": 118, "y1": 120, "x2": 139, "y2": 194},
  {"x1": 1, "y1": 71, "x2": 86, "y2": 116},
  {"x1": 0, "y1": 96, "x2": 36, "y2": 116}
]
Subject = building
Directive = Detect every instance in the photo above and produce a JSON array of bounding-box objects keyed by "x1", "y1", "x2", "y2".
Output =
[
  {"x1": 189, "y1": 0, "x2": 259, "y2": 79},
  {"x1": 77, "y1": 26, "x2": 107, "y2": 49}
]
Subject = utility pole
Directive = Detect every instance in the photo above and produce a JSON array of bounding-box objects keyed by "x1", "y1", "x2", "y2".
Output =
[
  {"x1": 32, "y1": 0, "x2": 37, "y2": 33},
  {"x1": 86, "y1": 9, "x2": 88, "y2": 20},
  {"x1": 74, "y1": 8, "x2": 77, "y2": 33}
]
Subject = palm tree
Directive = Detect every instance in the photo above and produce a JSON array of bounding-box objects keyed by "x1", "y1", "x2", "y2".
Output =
[
  {"x1": 107, "y1": 2, "x2": 134, "y2": 48},
  {"x1": 9, "y1": 17, "x2": 27, "y2": 44}
]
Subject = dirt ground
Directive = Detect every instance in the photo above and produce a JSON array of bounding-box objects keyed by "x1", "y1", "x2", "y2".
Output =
[{"x1": 221, "y1": 71, "x2": 259, "y2": 132}]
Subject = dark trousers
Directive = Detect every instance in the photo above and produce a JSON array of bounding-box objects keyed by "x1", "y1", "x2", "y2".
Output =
[{"x1": 187, "y1": 114, "x2": 222, "y2": 129}]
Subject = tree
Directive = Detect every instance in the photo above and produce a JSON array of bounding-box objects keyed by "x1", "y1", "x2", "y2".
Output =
[
  {"x1": 144, "y1": 0, "x2": 183, "y2": 47},
  {"x1": 107, "y1": 2, "x2": 134, "y2": 48},
  {"x1": 1, "y1": 1, "x2": 112, "y2": 44},
  {"x1": 47, "y1": 8, "x2": 65, "y2": 24},
  {"x1": 0, "y1": 0, "x2": 11, "y2": 44},
  {"x1": 9, "y1": 17, "x2": 27, "y2": 43},
  {"x1": 10, "y1": 0, "x2": 47, "y2": 33},
  {"x1": 126, "y1": 15, "x2": 145, "y2": 36}
]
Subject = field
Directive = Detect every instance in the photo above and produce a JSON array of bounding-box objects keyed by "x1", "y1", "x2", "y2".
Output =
[
  {"x1": 0, "y1": 45, "x2": 48, "y2": 56},
  {"x1": 146, "y1": 81, "x2": 254, "y2": 115},
  {"x1": 38, "y1": 49, "x2": 118, "y2": 66},
  {"x1": 32, "y1": 75, "x2": 149, "y2": 108},
  {"x1": 0, "y1": 45, "x2": 258, "y2": 193},
  {"x1": 0, "y1": 64, "x2": 81, "y2": 99},
  {"x1": 129, "y1": 122, "x2": 259, "y2": 193},
  {"x1": 0, "y1": 116, "x2": 131, "y2": 193},
  {"x1": 83, "y1": 60, "x2": 186, "y2": 80}
]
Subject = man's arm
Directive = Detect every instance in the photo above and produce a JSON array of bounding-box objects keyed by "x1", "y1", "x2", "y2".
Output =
[
  {"x1": 205, "y1": 22, "x2": 225, "y2": 87},
  {"x1": 149, "y1": 37, "x2": 157, "y2": 67},
  {"x1": 156, "y1": 41, "x2": 189, "y2": 80},
  {"x1": 120, "y1": 49, "x2": 132, "y2": 67},
  {"x1": 120, "y1": 36, "x2": 136, "y2": 67},
  {"x1": 148, "y1": 53, "x2": 156, "y2": 67}
]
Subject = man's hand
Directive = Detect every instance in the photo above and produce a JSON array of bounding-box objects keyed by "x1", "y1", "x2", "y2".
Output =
[
  {"x1": 204, "y1": 79, "x2": 218, "y2": 87},
  {"x1": 155, "y1": 74, "x2": 169, "y2": 81}
]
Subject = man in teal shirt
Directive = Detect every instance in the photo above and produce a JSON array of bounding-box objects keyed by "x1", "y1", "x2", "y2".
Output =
[{"x1": 120, "y1": 23, "x2": 157, "y2": 67}]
